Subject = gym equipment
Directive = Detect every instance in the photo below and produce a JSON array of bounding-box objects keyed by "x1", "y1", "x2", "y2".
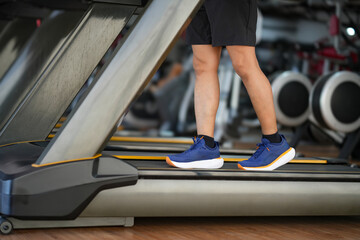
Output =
[
  {"x1": 215, "y1": 50, "x2": 239, "y2": 140},
  {"x1": 123, "y1": 91, "x2": 161, "y2": 130},
  {"x1": 311, "y1": 71, "x2": 360, "y2": 133},
  {"x1": 106, "y1": 136, "x2": 255, "y2": 155},
  {"x1": 271, "y1": 71, "x2": 312, "y2": 127},
  {"x1": 310, "y1": 71, "x2": 360, "y2": 159},
  {"x1": 177, "y1": 70, "x2": 197, "y2": 134},
  {"x1": 270, "y1": 71, "x2": 313, "y2": 148},
  {"x1": 0, "y1": 0, "x2": 360, "y2": 235},
  {"x1": 154, "y1": 53, "x2": 194, "y2": 134},
  {"x1": 2, "y1": 138, "x2": 360, "y2": 235},
  {"x1": 0, "y1": 0, "x2": 206, "y2": 233}
]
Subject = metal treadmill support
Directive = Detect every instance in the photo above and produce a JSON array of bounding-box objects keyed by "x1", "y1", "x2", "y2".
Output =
[
  {"x1": 9, "y1": 217, "x2": 135, "y2": 229},
  {"x1": 37, "y1": 0, "x2": 204, "y2": 165},
  {"x1": 0, "y1": 3, "x2": 136, "y2": 145}
]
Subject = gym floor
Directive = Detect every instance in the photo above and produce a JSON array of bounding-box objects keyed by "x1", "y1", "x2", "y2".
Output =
[
  {"x1": 3, "y1": 216, "x2": 360, "y2": 240},
  {"x1": 3, "y1": 143, "x2": 360, "y2": 240}
]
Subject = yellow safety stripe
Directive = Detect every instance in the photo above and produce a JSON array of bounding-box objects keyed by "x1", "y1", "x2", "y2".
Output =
[
  {"x1": 115, "y1": 155, "x2": 165, "y2": 160},
  {"x1": 110, "y1": 136, "x2": 193, "y2": 144},
  {"x1": 32, "y1": 154, "x2": 102, "y2": 168},
  {"x1": 225, "y1": 158, "x2": 248, "y2": 162},
  {"x1": 0, "y1": 140, "x2": 47, "y2": 148},
  {"x1": 47, "y1": 135, "x2": 193, "y2": 144},
  {"x1": 113, "y1": 155, "x2": 326, "y2": 164},
  {"x1": 53, "y1": 124, "x2": 123, "y2": 130},
  {"x1": 290, "y1": 159, "x2": 327, "y2": 164}
]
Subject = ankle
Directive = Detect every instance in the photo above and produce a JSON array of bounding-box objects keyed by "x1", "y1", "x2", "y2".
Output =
[
  {"x1": 262, "y1": 131, "x2": 282, "y2": 143},
  {"x1": 197, "y1": 135, "x2": 215, "y2": 148}
]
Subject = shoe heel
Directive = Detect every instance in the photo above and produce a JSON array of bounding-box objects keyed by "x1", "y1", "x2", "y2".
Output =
[{"x1": 268, "y1": 147, "x2": 295, "y2": 170}]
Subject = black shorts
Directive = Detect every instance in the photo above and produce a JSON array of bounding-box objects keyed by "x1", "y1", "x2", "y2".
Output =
[{"x1": 186, "y1": 0, "x2": 257, "y2": 47}]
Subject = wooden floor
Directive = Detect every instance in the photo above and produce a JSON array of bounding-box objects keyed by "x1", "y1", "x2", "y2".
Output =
[
  {"x1": 3, "y1": 217, "x2": 360, "y2": 240},
  {"x1": 3, "y1": 143, "x2": 360, "y2": 239}
]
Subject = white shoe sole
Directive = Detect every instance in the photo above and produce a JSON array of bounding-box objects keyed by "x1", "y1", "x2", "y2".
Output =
[
  {"x1": 166, "y1": 157, "x2": 224, "y2": 169},
  {"x1": 238, "y1": 148, "x2": 296, "y2": 171}
]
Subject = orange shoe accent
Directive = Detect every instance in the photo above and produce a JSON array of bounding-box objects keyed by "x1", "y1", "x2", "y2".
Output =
[
  {"x1": 248, "y1": 147, "x2": 293, "y2": 169},
  {"x1": 237, "y1": 163, "x2": 246, "y2": 170},
  {"x1": 166, "y1": 156, "x2": 177, "y2": 168}
]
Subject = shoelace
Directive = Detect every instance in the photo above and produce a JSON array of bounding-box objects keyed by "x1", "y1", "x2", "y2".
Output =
[
  {"x1": 183, "y1": 136, "x2": 203, "y2": 153},
  {"x1": 253, "y1": 142, "x2": 270, "y2": 159}
]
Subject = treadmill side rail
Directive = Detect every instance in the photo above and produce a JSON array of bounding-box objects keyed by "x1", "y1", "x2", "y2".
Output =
[
  {"x1": 83, "y1": 179, "x2": 360, "y2": 217},
  {"x1": 9, "y1": 216, "x2": 135, "y2": 229}
]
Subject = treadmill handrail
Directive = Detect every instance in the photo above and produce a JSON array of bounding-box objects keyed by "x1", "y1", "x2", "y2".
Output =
[{"x1": 36, "y1": 0, "x2": 204, "y2": 165}]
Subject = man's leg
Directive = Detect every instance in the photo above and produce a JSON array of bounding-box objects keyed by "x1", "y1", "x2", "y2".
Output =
[
  {"x1": 227, "y1": 45, "x2": 295, "y2": 171},
  {"x1": 192, "y1": 45, "x2": 222, "y2": 138},
  {"x1": 165, "y1": 45, "x2": 224, "y2": 169},
  {"x1": 226, "y1": 45, "x2": 277, "y2": 135}
]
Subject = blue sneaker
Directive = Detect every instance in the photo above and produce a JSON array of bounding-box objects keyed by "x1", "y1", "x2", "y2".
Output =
[
  {"x1": 238, "y1": 135, "x2": 295, "y2": 171},
  {"x1": 166, "y1": 137, "x2": 224, "y2": 169}
]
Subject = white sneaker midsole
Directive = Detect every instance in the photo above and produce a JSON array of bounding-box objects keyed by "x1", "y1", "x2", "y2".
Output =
[{"x1": 169, "y1": 157, "x2": 224, "y2": 169}]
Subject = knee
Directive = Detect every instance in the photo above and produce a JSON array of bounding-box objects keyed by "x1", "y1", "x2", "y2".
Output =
[
  {"x1": 231, "y1": 53, "x2": 259, "y2": 80},
  {"x1": 193, "y1": 56, "x2": 219, "y2": 77}
]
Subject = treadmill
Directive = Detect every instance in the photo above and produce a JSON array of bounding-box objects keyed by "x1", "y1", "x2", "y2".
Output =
[{"x1": 0, "y1": 0, "x2": 359, "y2": 235}]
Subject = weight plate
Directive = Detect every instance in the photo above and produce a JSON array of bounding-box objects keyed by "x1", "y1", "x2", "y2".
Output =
[
  {"x1": 319, "y1": 71, "x2": 360, "y2": 133},
  {"x1": 310, "y1": 73, "x2": 334, "y2": 129},
  {"x1": 272, "y1": 71, "x2": 312, "y2": 126}
]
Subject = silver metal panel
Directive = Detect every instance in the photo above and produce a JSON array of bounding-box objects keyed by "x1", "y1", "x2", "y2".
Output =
[
  {"x1": 0, "y1": 11, "x2": 83, "y2": 133},
  {"x1": 137, "y1": 168, "x2": 360, "y2": 181},
  {"x1": 37, "y1": 0, "x2": 203, "y2": 164},
  {"x1": 83, "y1": 179, "x2": 360, "y2": 216},
  {"x1": 10, "y1": 217, "x2": 134, "y2": 229},
  {"x1": 0, "y1": 18, "x2": 37, "y2": 79},
  {"x1": 0, "y1": 4, "x2": 135, "y2": 145}
]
